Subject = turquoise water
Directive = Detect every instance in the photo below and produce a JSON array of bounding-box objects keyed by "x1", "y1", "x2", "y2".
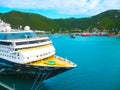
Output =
[{"x1": 1, "y1": 35, "x2": 120, "y2": 90}]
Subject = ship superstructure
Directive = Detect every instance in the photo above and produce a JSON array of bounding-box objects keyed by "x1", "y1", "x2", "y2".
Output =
[{"x1": 0, "y1": 19, "x2": 76, "y2": 81}]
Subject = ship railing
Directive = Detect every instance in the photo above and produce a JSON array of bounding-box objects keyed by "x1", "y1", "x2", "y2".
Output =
[{"x1": 55, "y1": 55, "x2": 77, "y2": 67}]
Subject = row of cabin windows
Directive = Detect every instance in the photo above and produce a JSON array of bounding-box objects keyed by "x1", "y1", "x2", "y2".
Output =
[
  {"x1": 27, "y1": 52, "x2": 52, "y2": 60},
  {"x1": 16, "y1": 39, "x2": 50, "y2": 46},
  {"x1": 0, "y1": 49, "x2": 19, "y2": 56},
  {"x1": 0, "y1": 46, "x2": 15, "y2": 52},
  {"x1": 0, "y1": 45, "x2": 10, "y2": 49},
  {"x1": 0, "y1": 48, "x2": 20, "y2": 59},
  {"x1": 0, "y1": 50, "x2": 9, "y2": 53},
  {"x1": 0, "y1": 41, "x2": 11, "y2": 45},
  {"x1": 0, "y1": 49, "x2": 16, "y2": 53},
  {"x1": 0, "y1": 53, "x2": 20, "y2": 59}
]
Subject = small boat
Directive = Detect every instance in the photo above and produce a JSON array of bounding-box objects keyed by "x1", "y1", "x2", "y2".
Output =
[
  {"x1": 70, "y1": 34, "x2": 76, "y2": 38},
  {"x1": 81, "y1": 33, "x2": 91, "y2": 36}
]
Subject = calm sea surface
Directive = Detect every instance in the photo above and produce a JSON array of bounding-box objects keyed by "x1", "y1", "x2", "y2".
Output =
[{"x1": 1, "y1": 35, "x2": 120, "y2": 90}]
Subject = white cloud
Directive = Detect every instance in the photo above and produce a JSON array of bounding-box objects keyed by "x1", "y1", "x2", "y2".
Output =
[{"x1": 0, "y1": 0, "x2": 120, "y2": 16}]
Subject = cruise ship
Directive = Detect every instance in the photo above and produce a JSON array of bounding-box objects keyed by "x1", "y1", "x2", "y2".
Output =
[{"x1": 0, "y1": 19, "x2": 77, "y2": 81}]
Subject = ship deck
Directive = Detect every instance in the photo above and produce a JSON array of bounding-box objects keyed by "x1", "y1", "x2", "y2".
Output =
[
  {"x1": 17, "y1": 44, "x2": 52, "y2": 52},
  {"x1": 27, "y1": 56, "x2": 75, "y2": 67}
]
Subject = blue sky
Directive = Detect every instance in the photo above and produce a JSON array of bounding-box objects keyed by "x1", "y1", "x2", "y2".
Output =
[{"x1": 0, "y1": 0, "x2": 120, "y2": 18}]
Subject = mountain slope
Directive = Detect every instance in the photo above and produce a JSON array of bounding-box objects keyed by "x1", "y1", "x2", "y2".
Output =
[
  {"x1": 0, "y1": 11, "x2": 58, "y2": 30},
  {"x1": 0, "y1": 10, "x2": 120, "y2": 33}
]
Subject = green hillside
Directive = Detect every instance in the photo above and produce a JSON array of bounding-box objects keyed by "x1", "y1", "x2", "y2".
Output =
[
  {"x1": 0, "y1": 11, "x2": 58, "y2": 31},
  {"x1": 0, "y1": 10, "x2": 120, "y2": 33}
]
